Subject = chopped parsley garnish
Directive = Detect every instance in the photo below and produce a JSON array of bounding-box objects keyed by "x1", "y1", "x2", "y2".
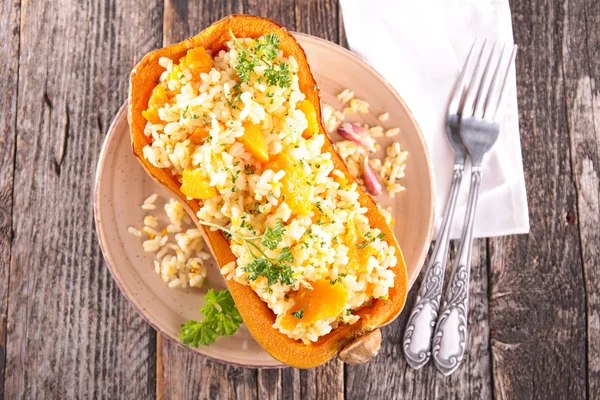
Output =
[
  {"x1": 229, "y1": 30, "x2": 291, "y2": 89},
  {"x1": 316, "y1": 202, "x2": 324, "y2": 214},
  {"x1": 260, "y1": 218, "x2": 285, "y2": 250},
  {"x1": 254, "y1": 33, "x2": 280, "y2": 61},
  {"x1": 277, "y1": 246, "x2": 294, "y2": 263},
  {"x1": 356, "y1": 232, "x2": 387, "y2": 249},
  {"x1": 198, "y1": 219, "x2": 294, "y2": 286},
  {"x1": 226, "y1": 97, "x2": 239, "y2": 110},
  {"x1": 244, "y1": 164, "x2": 256, "y2": 175},
  {"x1": 179, "y1": 289, "x2": 243, "y2": 347},
  {"x1": 291, "y1": 307, "x2": 305, "y2": 319},
  {"x1": 330, "y1": 273, "x2": 347, "y2": 285},
  {"x1": 264, "y1": 61, "x2": 291, "y2": 88},
  {"x1": 245, "y1": 256, "x2": 293, "y2": 286}
]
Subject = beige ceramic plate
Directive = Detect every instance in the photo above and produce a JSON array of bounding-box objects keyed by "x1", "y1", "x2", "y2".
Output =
[{"x1": 94, "y1": 33, "x2": 435, "y2": 368}]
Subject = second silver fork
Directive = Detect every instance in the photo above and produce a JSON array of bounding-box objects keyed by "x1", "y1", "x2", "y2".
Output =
[
  {"x1": 432, "y1": 42, "x2": 517, "y2": 375},
  {"x1": 403, "y1": 39, "x2": 517, "y2": 373},
  {"x1": 402, "y1": 42, "x2": 475, "y2": 370}
]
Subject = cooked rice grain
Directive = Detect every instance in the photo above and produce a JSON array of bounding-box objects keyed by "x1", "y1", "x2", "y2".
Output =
[{"x1": 130, "y1": 194, "x2": 207, "y2": 289}]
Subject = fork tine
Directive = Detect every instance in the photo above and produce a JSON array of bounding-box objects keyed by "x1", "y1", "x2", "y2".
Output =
[
  {"x1": 447, "y1": 39, "x2": 478, "y2": 115},
  {"x1": 484, "y1": 45, "x2": 518, "y2": 122},
  {"x1": 473, "y1": 42, "x2": 501, "y2": 119},
  {"x1": 460, "y1": 40, "x2": 489, "y2": 118}
]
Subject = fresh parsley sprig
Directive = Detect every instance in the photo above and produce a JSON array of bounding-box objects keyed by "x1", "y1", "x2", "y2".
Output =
[
  {"x1": 229, "y1": 30, "x2": 292, "y2": 89},
  {"x1": 198, "y1": 218, "x2": 295, "y2": 286},
  {"x1": 179, "y1": 289, "x2": 243, "y2": 347}
]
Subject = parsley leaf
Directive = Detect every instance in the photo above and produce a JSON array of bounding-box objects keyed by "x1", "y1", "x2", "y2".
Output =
[
  {"x1": 277, "y1": 246, "x2": 294, "y2": 263},
  {"x1": 230, "y1": 30, "x2": 291, "y2": 89},
  {"x1": 244, "y1": 164, "x2": 256, "y2": 175},
  {"x1": 356, "y1": 232, "x2": 387, "y2": 249},
  {"x1": 234, "y1": 51, "x2": 259, "y2": 84},
  {"x1": 291, "y1": 307, "x2": 305, "y2": 319},
  {"x1": 261, "y1": 219, "x2": 285, "y2": 250},
  {"x1": 254, "y1": 33, "x2": 280, "y2": 61},
  {"x1": 198, "y1": 219, "x2": 295, "y2": 287},
  {"x1": 179, "y1": 289, "x2": 243, "y2": 347},
  {"x1": 264, "y1": 62, "x2": 291, "y2": 88},
  {"x1": 244, "y1": 257, "x2": 294, "y2": 286}
]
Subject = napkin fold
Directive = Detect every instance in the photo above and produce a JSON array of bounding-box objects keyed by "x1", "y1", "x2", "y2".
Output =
[{"x1": 340, "y1": 0, "x2": 530, "y2": 239}]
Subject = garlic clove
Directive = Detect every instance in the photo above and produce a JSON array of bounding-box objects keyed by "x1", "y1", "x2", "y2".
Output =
[
  {"x1": 363, "y1": 156, "x2": 383, "y2": 196},
  {"x1": 337, "y1": 122, "x2": 375, "y2": 150}
]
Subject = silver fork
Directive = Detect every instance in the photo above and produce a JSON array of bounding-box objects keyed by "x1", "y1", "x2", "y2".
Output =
[
  {"x1": 402, "y1": 43, "x2": 475, "y2": 369},
  {"x1": 431, "y1": 42, "x2": 517, "y2": 375}
]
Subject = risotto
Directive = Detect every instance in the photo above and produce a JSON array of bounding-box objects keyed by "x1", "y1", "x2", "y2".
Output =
[{"x1": 139, "y1": 33, "x2": 398, "y2": 343}]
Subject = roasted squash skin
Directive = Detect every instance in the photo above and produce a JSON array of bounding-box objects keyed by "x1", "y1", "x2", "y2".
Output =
[{"x1": 129, "y1": 14, "x2": 407, "y2": 368}]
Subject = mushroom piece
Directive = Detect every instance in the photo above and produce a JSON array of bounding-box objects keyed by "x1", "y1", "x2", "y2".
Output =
[{"x1": 338, "y1": 329, "x2": 382, "y2": 365}]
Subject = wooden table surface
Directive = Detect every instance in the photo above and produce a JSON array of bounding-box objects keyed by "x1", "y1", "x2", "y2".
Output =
[{"x1": 1, "y1": 0, "x2": 599, "y2": 398}]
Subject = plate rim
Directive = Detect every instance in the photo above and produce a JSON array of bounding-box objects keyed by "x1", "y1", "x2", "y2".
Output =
[{"x1": 94, "y1": 32, "x2": 435, "y2": 369}]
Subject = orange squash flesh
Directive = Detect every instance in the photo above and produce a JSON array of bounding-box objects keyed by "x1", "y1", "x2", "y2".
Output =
[
  {"x1": 297, "y1": 99, "x2": 319, "y2": 138},
  {"x1": 129, "y1": 14, "x2": 408, "y2": 368},
  {"x1": 264, "y1": 152, "x2": 313, "y2": 216},
  {"x1": 240, "y1": 122, "x2": 270, "y2": 163},
  {"x1": 280, "y1": 280, "x2": 348, "y2": 331}
]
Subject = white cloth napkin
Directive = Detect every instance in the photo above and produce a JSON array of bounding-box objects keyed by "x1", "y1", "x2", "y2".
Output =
[{"x1": 340, "y1": 0, "x2": 530, "y2": 239}]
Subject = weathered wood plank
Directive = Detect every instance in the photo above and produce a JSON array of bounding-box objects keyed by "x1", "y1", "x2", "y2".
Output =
[
  {"x1": 157, "y1": 2, "x2": 261, "y2": 399},
  {"x1": 345, "y1": 241, "x2": 491, "y2": 399},
  {"x1": 294, "y1": 0, "x2": 341, "y2": 44},
  {"x1": 0, "y1": 0, "x2": 21, "y2": 397},
  {"x1": 4, "y1": 0, "x2": 163, "y2": 398},
  {"x1": 563, "y1": 0, "x2": 600, "y2": 397},
  {"x1": 488, "y1": 0, "x2": 588, "y2": 398},
  {"x1": 164, "y1": 0, "x2": 243, "y2": 44},
  {"x1": 157, "y1": 335, "x2": 258, "y2": 400}
]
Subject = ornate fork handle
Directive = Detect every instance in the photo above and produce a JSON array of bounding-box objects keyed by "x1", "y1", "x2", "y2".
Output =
[
  {"x1": 432, "y1": 167, "x2": 482, "y2": 375},
  {"x1": 402, "y1": 164, "x2": 464, "y2": 369}
]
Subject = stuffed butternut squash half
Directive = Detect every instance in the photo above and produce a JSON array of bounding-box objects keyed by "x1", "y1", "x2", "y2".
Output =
[{"x1": 129, "y1": 14, "x2": 407, "y2": 368}]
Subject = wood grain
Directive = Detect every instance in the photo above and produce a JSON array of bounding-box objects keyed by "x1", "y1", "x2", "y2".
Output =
[
  {"x1": 489, "y1": 0, "x2": 588, "y2": 398},
  {"x1": 157, "y1": 335, "x2": 258, "y2": 400},
  {"x1": 3, "y1": 0, "x2": 163, "y2": 398},
  {"x1": 0, "y1": 0, "x2": 21, "y2": 397},
  {"x1": 562, "y1": 0, "x2": 600, "y2": 397}
]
